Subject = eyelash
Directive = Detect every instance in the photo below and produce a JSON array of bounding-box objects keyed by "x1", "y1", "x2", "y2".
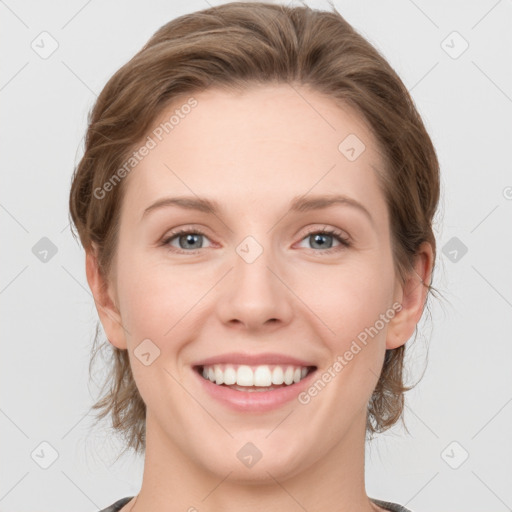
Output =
[{"x1": 160, "y1": 227, "x2": 351, "y2": 255}]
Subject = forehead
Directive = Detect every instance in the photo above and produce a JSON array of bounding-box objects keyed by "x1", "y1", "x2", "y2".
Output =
[{"x1": 120, "y1": 84, "x2": 388, "y2": 222}]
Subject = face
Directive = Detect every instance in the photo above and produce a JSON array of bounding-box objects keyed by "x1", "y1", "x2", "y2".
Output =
[{"x1": 91, "y1": 84, "x2": 424, "y2": 482}]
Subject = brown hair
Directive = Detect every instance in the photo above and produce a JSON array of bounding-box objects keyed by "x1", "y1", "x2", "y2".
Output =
[{"x1": 69, "y1": 1, "x2": 441, "y2": 458}]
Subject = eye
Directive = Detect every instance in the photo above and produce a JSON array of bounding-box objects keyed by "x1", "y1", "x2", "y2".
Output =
[
  {"x1": 297, "y1": 227, "x2": 351, "y2": 254},
  {"x1": 160, "y1": 226, "x2": 351, "y2": 255},
  {"x1": 161, "y1": 228, "x2": 212, "y2": 253}
]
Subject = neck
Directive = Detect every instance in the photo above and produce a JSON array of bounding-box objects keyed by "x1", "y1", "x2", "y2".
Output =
[{"x1": 132, "y1": 409, "x2": 378, "y2": 512}]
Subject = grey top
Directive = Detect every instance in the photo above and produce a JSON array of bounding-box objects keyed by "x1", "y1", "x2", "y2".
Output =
[{"x1": 98, "y1": 496, "x2": 413, "y2": 512}]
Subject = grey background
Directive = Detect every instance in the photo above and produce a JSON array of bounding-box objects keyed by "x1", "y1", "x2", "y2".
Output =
[{"x1": 1, "y1": 1, "x2": 511, "y2": 511}]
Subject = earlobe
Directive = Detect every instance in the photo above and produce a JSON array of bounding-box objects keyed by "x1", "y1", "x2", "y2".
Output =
[
  {"x1": 85, "y1": 244, "x2": 128, "y2": 350},
  {"x1": 386, "y1": 241, "x2": 434, "y2": 350}
]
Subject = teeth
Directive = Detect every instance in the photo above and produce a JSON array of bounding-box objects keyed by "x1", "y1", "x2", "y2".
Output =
[
  {"x1": 236, "y1": 365, "x2": 253, "y2": 386},
  {"x1": 272, "y1": 366, "x2": 284, "y2": 384},
  {"x1": 200, "y1": 364, "x2": 312, "y2": 387},
  {"x1": 214, "y1": 366, "x2": 224, "y2": 385},
  {"x1": 224, "y1": 366, "x2": 236, "y2": 385}
]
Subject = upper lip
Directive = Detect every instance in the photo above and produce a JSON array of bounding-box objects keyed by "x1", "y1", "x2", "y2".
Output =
[{"x1": 193, "y1": 352, "x2": 316, "y2": 368}]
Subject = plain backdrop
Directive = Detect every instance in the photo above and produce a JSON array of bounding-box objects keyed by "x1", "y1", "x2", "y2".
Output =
[{"x1": 1, "y1": 1, "x2": 511, "y2": 511}]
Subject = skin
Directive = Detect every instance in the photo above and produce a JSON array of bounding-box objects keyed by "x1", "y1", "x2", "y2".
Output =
[{"x1": 86, "y1": 84, "x2": 433, "y2": 512}]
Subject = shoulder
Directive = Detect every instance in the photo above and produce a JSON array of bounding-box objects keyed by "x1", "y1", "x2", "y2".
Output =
[
  {"x1": 97, "y1": 496, "x2": 134, "y2": 512},
  {"x1": 370, "y1": 497, "x2": 414, "y2": 512}
]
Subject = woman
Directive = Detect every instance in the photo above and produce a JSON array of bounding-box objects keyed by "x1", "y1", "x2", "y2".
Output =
[{"x1": 69, "y1": 2, "x2": 440, "y2": 511}]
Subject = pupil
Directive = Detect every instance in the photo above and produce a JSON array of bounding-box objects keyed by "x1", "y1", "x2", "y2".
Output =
[
  {"x1": 312, "y1": 233, "x2": 332, "y2": 249},
  {"x1": 180, "y1": 234, "x2": 201, "y2": 249}
]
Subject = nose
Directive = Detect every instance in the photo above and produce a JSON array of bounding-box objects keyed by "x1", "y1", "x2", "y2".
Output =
[{"x1": 215, "y1": 242, "x2": 294, "y2": 332}]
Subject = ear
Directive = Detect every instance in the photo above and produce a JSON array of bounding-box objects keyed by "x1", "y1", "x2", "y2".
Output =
[
  {"x1": 386, "y1": 241, "x2": 434, "y2": 349},
  {"x1": 85, "y1": 244, "x2": 128, "y2": 350}
]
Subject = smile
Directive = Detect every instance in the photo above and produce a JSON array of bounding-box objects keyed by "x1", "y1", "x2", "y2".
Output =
[
  {"x1": 197, "y1": 364, "x2": 315, "y2": 388},
  {"x1": 193, "y1": 363, "x2": 318, "y2": 412}
]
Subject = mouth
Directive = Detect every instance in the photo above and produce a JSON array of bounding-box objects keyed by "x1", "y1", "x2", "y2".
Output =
[{"x1": 193, "y1": 363, "x2": 317, "y2": 392}]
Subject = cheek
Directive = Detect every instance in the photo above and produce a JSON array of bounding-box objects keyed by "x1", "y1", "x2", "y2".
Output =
[
  {"x1": 310, "y1": 258, "x2": 394, "y2": 338},
  {"x1": 116, "y1": 252, "x2": 209, "y2": 341},
  {"x1": 310, "y1": 261, "x2": 393, "y2": 413}
]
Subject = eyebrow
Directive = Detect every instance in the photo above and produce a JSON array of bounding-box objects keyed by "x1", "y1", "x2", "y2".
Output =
[{"x1": 141, "y1": 193, "x2": 374, "y2": 226}]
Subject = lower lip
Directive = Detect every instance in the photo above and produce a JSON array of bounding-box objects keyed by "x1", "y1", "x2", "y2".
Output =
[{"x1": 193, "y1": 367, "x2": 317, "y2": 413}]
